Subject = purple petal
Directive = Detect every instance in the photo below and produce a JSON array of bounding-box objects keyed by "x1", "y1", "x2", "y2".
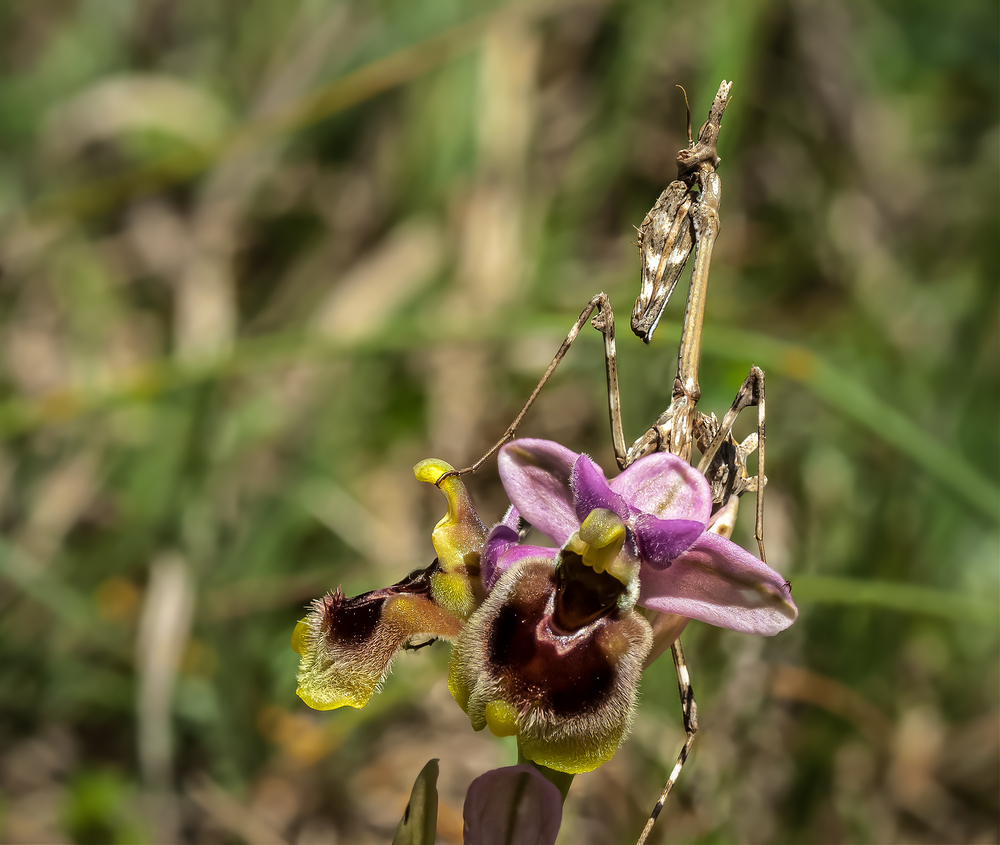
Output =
[
  {"x1": 633, "y1": 514, "x2": 706, "y2": 568},
  {"x1": 570, "y1": 454, "x2": 631, "y2": 523},
  {"x1": 500, "y1": 505, "x2": 520, "y2": 531},
  {"x1": 638, "y1": 532, "x2": 798, "y2": 635},
  {"x1": 610, "y1": 453, "x2": 712, "y2": 523},
  {"x1": 488, "y1": 542, "x2": 557, "y2": 591},
  {"x1": 498, "y1": 440, "x2": 581, "y2": 544},
  {"x1": 464, "y1": 765, "x2": 562, "y2": 845},
  {"x1": 481, "y1": 524, "x2": 519, "y2": 591},
  {"x1": 481, "y1": 505, "x2": 525, "y2": 590}
]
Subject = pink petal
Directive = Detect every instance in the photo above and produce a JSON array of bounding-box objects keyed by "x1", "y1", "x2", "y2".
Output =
[
  {"x1": 491, "y1": 544, "x2": 558, "y2": 590},
  {"x1": 481, "y1": 524, "x2": 519, "y2": 591},
  {"x1": 500, "y1": 505, "x2": 520, "y2": 532},
  {"x1": 638, "y1": 532, "x2": 797, "y2": 635},
  {"x1": 633, "y1": 514, "x2": 706, "y2": 568},
  {"x1": 570, "y1": 454, "x2": 630, "y2": 523},
  {"x1": 463, "y1": 765, "x2": 562, "y2": 845},
  {"x1": 610, "y1": 452, "x2": 713, "y2": 523},
  {"x1": 498, "y1": 440, "x2": 581, "y2": 544},
  {"x1": 481, "y1": 506, "x2": 524, "y2": 590}
]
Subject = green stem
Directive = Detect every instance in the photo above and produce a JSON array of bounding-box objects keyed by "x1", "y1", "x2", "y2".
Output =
[{"x1": 517, "y1": 742, "x2": 575, "y2": 803}]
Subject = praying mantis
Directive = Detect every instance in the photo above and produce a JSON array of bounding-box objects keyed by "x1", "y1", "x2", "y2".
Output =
[{"x1": 444, "y1": 79, "x2": 771, "y2": 843}]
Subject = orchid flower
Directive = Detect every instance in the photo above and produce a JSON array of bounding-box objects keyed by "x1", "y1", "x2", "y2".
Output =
[
  {"x1": 292, "y1": 458, "x2": 487, "y2": 711},
  {"x1": 292, "y1": 438, "x2": 796, "y2": 816},
  {"x1": 447, "y1": 438, "x2": 797, "y2": 774}
]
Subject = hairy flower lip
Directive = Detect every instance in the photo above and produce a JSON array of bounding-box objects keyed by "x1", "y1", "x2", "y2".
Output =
[
  {"x1": 294, "y1": 559, "x2": 468, "y2": 711},
  {"x1": 448, "y1": 556, "x2": 652, "y2": 774},
  {"x1": 294, "y1": 459, "x2": 495, "y2": 713}
]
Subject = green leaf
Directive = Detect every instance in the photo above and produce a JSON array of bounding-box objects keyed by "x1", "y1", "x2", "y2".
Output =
[{"x1": 392, "y1": 758, "x2": 439, "y2": 845}]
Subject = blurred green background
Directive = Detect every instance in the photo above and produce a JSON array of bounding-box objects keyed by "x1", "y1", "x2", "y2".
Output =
[{"x1": 0, "y1": 1, "x2": 996, "y2": 843}]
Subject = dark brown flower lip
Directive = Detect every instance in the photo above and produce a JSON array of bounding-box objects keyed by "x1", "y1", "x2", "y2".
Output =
[
  {"x1": 321, "y1": 558, "x2": 442, "y2": 649},
  {"x1": 483, "y1": 560, "x2": 634, "y2": 719},
  {"x1": 449, "y1": 556, "x2": 653, "y2": 772}
]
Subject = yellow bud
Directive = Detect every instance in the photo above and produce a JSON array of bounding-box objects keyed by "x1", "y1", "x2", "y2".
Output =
[
  {"x1": 290, "y1": 620, "x2": 309, "y2": 656},
  {"x1": 484, "y1": 700, "x2": 520, "y2": 737}
]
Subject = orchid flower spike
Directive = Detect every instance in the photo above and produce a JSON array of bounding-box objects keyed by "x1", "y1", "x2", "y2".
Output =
[{"x1": 293, "y1": 440, "x2": 796, "y2": 778}]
